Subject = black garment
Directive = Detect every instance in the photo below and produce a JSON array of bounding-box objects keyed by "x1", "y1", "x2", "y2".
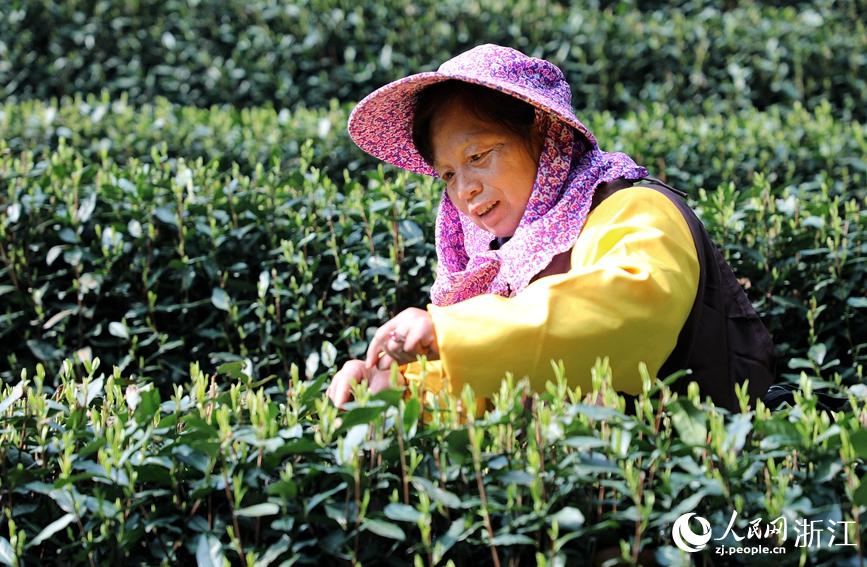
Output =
[
  {"x1": 590, "y1": 176, "x2": 776, "y2": 412},
  {"x1": 487, "y1": 176, "x2": 776, "y2": 412}
]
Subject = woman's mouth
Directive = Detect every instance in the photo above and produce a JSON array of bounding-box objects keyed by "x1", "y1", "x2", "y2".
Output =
[{"x1": 476, "y1": 201, "x2": 499, "y2": 217}]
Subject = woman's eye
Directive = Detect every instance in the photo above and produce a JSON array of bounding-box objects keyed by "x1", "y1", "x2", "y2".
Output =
[
  {"x1": 442, "y1": 172, "x2": 454, "y2": 181},
  {"x1": 469, "y1": 151, "x2": 489, "y2": 163}
]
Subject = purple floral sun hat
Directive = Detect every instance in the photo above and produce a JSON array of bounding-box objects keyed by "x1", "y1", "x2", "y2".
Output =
[{"x1": 347, "y1": 43, "x2": 598, "y2": 177}]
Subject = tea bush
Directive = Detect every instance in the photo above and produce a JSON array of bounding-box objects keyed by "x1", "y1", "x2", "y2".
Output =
[
  {"x1": 0, "y1": 355, "x2": 865, "y2": 565},
  {"x1": 1, "y1": 0, "x2": 865, "y2": 119},
  {"x1": 2, "y1": 93, "x2": 867, "y2": 191},
  {"x1": 1, "y1": 96, "x2": 865, "y2": 391},
  {"x1": 2, "y1": 1, "x2": 867, "y2": 563}
]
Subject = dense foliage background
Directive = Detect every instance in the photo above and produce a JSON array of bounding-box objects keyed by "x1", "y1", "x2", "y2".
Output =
[{"x1": 1, "y1": 0, "x2": 865, "y2": 565}]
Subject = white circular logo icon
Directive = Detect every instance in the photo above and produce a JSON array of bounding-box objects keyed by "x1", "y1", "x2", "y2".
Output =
[{"x1": 672, "y1": 513, "x2": 712, "y2": 552}]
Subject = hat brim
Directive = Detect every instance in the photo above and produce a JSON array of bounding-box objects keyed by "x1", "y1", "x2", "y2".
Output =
[{"x1": 347, "y1": 71, "x2": 596, "y2": 178}]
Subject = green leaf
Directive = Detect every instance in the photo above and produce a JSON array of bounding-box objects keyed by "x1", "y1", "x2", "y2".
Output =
[
  {"x1": 433, "y1": 518, "x2": 471, "y2": 564},
  {"x1": 369, "y1": 388, "x2": 404, "y2": 406},
  {"x1": 657, "y1": 489, "x2": 709, "y2": 524},
  {"x1": 217, "y1": 360, "x2": 245, "y2": 380},
  {"x1": 211, "y1": 288, "x2": 230, "y2": 311},
  {"x1": 550, "y1": 506, "x2": 585, "y2": 530},
  {"x1": 669, "y1": 400, "x2": 707, "y2": 446},
  {"x1": 77, "y1": 192, "x2": 97, "y2": 223},
  {"x1": 282, "y1": 438, "x2": 319, "y2": 454},
  {"x1": 384, "y1": 503, "x2": 422, "y2": 523},
  {"x1": 850, "y1": 429, "x2": 867, "y2": 459},
  {"x1": 195, "y1": 535, "x2": 225, "y2": 567},
  {"x1": 0, "y1": 383, "x2": 24, "y2": 415},
  {"x1": 398, "y1": 220, "x2": 424, "y2": 246},
  {"x1": 496, "y1": 470, "x2": 535, "y2": 486},
  {"x1": 563, "y1": 436, "x2": 608, "y2": 451},
  {"x1": 788, "y1": 358, "x2": 813, "y2": 370},
  {"x1": 235, "y1": 503, "x2": 279, "y2": 517},
  {"x1": 0, "y1": 537, "x2": 16, "y2": 567},
  {"x1": 446, "y1": 429, "x2": 470, "y2": 464},
  {"x1": 270, "y1": 517, "x2": 295, "y2": 532},
  {"x1": 154, "y1": 205, "x2": 177, "y2": 226},
  {"x1": 320, "y1": 341, "x2": 337, "y2": 368},
  {"x1": 134, "y1": 389, "x2": 161, "y2": 424},
  {"x1": 411, "y1": 477, "x2": 462, "y2": 509},
  {"x1": 266, "y1": 479, "x2": 297, "y2": 500},
  {"x1": 108, "y1": 321, "x2": 129, "y2": 340},
  {"x1": 846, "y1": 297, "x2": 867, "y2": 308},
  {"x1": 337, "y1": 424, "x2": 368, "y2": 463},
  {"x1": 403, "y1": 398, "x2": 421, "y2": 438},
  {"x1": 722, "y1": 413, "x2": 753, "y2": 453},
  {"x1": 759, "y1": 419, "x2": 802, "y2": 450},
  {"x1": 808, "y1": 343, "x2": 827, "y2": 365},
  {"x1": 571, "y1": 403, "x2": 623, "y2": 421},
  {"x1": 490, "y1": 533, "x2": 535, "y2": 546},
  {"x1": 336, "y1": 404, "x2": 388, "y2": 433},
  {"x1": 27, "y1": 513, "x2": 76, "y2": 547},
  {"x1": 299, "y1": 374, "x2": 328, "y2": 408},
  {"x1": 854, "y1": 475, "x2": 867, "y2": 507},
  {"x1": 363, "y1": 518, "x2": 406, "y2": 541},
  {"x1": 85, "y1": 377, "x2": 104, "y2": 406},
  {"x1": 42, "y1": 308, "x2": 75, "y2": 330},
  {"x1": 304, "y1": 483, "x2": 346, "y2": 514},
  {"x1": 63, "y1": 247, "x2": 82, "y2": 267},
  {"x1": 257, "y1": 534, "x2": 291, "y2": 567},
  {"x1": 46, "y1": 246, "x2": 65, "y2": 266},
  {"x1": 181, "y1": 414, "x2": 219, "y2": 439},
  {"x1": 26, "y1": 339, "x2": 63, "y2": 361}
]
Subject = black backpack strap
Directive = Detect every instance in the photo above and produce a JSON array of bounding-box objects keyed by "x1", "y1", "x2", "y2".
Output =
[
  {"x1": 591, "y1": 176, "x2": 689, "y2": 213},
  {"x1": 590, "y1": 177, "x2": 647, "y2": 212},
  {"x1": 632, "y1": 176, "x2": 690, "y2": 200}
]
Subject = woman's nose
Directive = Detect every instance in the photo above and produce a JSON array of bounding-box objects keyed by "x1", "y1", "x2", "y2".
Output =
[{"x1": 454, "y1": 171, "x2": 482, "y2": 202}]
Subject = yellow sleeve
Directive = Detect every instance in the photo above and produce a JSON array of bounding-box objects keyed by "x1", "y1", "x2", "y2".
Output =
[
  {"x1": 427, "y1": 186, "x2": 700, "y2": 399},
  {"x1": 401, "y1": 359, "x2": 447, "y2": 394}
]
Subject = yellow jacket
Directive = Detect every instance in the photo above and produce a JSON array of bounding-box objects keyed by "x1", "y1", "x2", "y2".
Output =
[{"x1": 401, "y1": 186, "x2": 700, "y2": 402}]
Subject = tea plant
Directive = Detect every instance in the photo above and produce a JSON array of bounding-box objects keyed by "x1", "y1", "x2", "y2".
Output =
[{"x1": 0, "y1": 356, "x2": 864, "y2": 565}]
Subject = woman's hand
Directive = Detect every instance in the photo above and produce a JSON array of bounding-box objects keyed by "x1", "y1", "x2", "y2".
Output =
[
  {"x1": 326, "y1": 359, "x2": 405, "y2": 408},
  {"x1": 364, "y1": 307, "x2": 439, "y2": 370}
]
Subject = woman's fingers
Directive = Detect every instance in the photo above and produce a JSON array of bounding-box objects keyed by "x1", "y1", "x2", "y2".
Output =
[
  {"x1": 383, "y1": 333, "x2": 414, "y2": 365},
  {"x1": 376, "y1": 351, "x2": 398, "y2": 371},
  {"x1": 327, "y1": 361, "x2": 368, "y2": 408},
  {"x1": 402, "y1": 324, "x2": 433, "y2": 356},
  {"x1": 326, "y1": 357, "x2": 407, "y2": 409},
  {"x1": 327, "y1": 371, "x2": 352, "y2": 408},
  {"x1": 365, "y1": 323, "x2": 395, "y2": 369},
  {"x1": 368, "y1": 367, "x2": 403, "y2": 394},
  {"x1": 366, "y1": 307, "x2": 436, "y2": 368}
]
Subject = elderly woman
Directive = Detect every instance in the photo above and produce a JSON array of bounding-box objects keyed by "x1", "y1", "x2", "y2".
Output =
[{"x1": 326, "y1": 44, "x2": 775, "y2": 412}]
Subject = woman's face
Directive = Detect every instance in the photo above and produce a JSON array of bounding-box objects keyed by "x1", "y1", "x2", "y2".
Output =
[{"x1": 429, "y1": 98, "x2": 542, "y2": 238}]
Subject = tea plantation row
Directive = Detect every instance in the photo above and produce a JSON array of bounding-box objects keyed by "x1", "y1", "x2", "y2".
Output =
[
  {"x1": 1, "y1": 96, "x2": 865, "y2": 392},
  {"x1": 2, "y1": 0, "x2": 865, "y2": 119},
  {"x1": 1, "y1": 351, "x2": 865, "y2": 565},
  {"x1": 3, "y1": 93, "x2": 866, "y2": 192}
]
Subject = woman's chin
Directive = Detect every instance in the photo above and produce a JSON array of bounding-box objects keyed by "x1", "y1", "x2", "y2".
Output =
[{"x1": 475, "y1": 208, "x2": 517, "y2": 237}]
